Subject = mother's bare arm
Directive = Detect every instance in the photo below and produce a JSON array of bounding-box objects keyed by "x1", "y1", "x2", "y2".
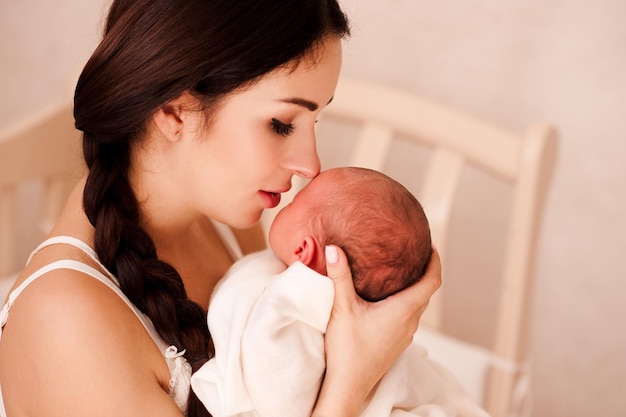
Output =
[
  {"x1": 0, "y1": 269, "x2": 184, "y2": 417},
  {"x1": 312, "y1": 246, "x2": 442, "y2": 417}
]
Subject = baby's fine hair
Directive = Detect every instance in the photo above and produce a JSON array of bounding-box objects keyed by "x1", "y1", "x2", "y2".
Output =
[{"x1": 312, "y1": 167, "x2": 432, "y2": 302}]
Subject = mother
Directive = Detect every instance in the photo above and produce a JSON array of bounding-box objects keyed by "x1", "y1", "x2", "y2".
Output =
[{"x1": 0, "y1": 0, "x2": 441, "y2": 416}]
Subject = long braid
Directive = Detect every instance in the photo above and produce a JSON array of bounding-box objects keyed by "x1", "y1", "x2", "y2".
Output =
[{"x1": 82, "y1": 137, "x2": 211, "y2": 415}]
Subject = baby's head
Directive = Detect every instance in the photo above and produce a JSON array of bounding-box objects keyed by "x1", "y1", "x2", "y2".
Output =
[{"x1": 269, "y1": 167, "x2": 431, "y2": 302}]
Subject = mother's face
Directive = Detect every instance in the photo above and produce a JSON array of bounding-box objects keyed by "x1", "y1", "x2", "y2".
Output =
[{"x1": 177, "y1": 37, "x2": 343, "y2": 229}]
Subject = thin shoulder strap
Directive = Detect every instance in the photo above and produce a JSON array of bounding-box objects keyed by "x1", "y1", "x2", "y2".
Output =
[
  {"x1": 4, "y1": 261, "x2": 115, "y2": 321},
  {"x1": 0, "y1": 260, "x2": 157, "y2": 341},
  {"x1": 26, "y1": 236, "x2": 119, "y2": 285},
  {"x1": 2, "y1": 238, "x2": 164, "y2": 347}
]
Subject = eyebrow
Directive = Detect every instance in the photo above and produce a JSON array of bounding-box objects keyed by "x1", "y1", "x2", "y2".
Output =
[{"x1": 278, "y1": 96, "x2": 334, "y2": 112}]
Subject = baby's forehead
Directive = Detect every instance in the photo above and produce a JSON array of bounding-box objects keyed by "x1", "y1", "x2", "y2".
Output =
[
  {"x1": 306, "y1": 169, "x2": 341, "y2": 189},
  {"x1": 315, "y1": 168, "x2": 346, "y2": 183},
  {"x1": 294, "y1": 170, "x2": 344, "y2": 207}
]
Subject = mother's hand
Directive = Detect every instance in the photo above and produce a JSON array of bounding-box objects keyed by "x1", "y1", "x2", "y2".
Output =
[{"x1": 312, "y1": 245, "x2": 441, "y2": 417}]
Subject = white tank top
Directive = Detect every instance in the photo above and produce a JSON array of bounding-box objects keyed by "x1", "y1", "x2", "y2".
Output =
[{"x1": 0, "y1": 236, "x2": 195, "y2": 416}]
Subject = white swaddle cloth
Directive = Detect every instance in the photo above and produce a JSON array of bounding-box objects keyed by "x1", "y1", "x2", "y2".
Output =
[{"x1": 191, "y1": 250, "x2": 490, "y2": 417}]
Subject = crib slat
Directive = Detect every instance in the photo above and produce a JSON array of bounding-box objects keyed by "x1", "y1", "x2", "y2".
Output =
[
  {"x1": 349, "y1": 122, "x2": 393, "y2": 170},
  {"x1": 418, "y1": 148, "x2": 464, "y2": 330}
]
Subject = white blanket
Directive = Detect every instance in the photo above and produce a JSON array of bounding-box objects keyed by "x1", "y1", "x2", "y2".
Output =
[{"x1": 191, "y1": 250, "x2": 490, "y2": 417}]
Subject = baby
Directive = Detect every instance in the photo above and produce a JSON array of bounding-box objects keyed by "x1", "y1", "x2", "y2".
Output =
[{"x1": 191, "y1": 167, "x2": 488, "y2": 417}]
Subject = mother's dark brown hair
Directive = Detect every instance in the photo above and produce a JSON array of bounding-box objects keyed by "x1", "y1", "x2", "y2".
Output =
[{"x1": 74, "y1": 0, "x2": 349, "y2": 415}]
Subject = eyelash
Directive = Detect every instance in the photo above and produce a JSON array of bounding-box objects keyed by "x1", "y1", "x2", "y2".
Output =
[{"x1": 271, "y1": 118, "x2": 295, "y2": 137}]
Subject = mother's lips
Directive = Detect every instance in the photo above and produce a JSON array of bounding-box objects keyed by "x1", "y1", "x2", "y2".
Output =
[{"x1": 259, "y1": 190, "x2": 282, "y2": 208}]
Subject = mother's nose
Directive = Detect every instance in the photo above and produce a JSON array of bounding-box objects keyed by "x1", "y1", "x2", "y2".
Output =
[{"x1": 284, "y1": 133, "x2": 321, "y2": 179}]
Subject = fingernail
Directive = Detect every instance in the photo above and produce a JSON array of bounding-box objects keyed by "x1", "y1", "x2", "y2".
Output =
[{"x1": 325, "y1": 246, "x2": 338, "y2": 264}]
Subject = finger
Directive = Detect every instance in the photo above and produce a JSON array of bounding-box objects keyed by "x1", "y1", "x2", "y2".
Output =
[
  {"x1": 422, "y1": 247, "x2": 442, "y2": 293},
  {"x1": 324, "y1": 245, "x2": 358, "y2": 306}
]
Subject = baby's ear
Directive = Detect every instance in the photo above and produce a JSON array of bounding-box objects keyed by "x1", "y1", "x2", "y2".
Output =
[{"x1": 296, "y1": 235, "x2": 319, "y2": 267}]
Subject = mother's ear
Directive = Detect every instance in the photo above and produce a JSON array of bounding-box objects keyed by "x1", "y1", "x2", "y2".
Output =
[{"x1": 152, "y1": 94, "x2": 193, "y2": 142}]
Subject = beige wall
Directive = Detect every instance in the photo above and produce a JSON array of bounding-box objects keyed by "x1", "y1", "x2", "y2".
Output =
[{"x1": 1, "y1": 1, "x2": 624, "y2": 416}]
